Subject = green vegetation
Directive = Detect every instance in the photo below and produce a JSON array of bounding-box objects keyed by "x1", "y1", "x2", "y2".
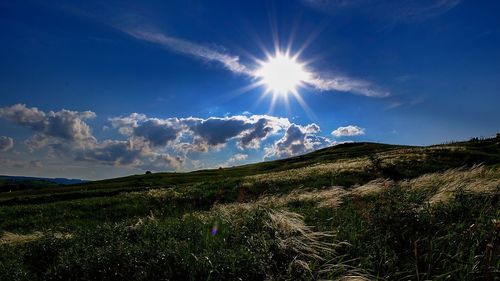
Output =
[
  {"x1": 0, "y1": 137, "x2": 499, "y2": 280},
  {"x1": 0, "y1": 177, "x2": 61, "y2": 193}
]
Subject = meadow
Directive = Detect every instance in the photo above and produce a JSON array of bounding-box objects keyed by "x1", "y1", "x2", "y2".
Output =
[{"x1": 0, "y1": 138, "x2": 498, "y2": 280}]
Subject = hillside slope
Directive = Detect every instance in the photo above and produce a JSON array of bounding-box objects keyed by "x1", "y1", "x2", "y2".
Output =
[
  {"x1": 0, "y1": 137, "x2": 499, "y2": 280},
  {"x1": 1, "y1": 138, "x2": 498, "y2": 204}
]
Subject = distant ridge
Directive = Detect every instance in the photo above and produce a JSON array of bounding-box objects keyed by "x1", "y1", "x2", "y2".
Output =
[{"x1": 0, "y1": 175, "x2": 89, "y2": 185}]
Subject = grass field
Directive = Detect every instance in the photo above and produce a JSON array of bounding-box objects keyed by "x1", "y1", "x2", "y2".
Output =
[{"x1": 0, "y1": 137, "x2": 499, "y2": 280}]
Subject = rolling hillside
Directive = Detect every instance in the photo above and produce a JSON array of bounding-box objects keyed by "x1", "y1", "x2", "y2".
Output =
[{"x1": 0, "y1": 137, "x2": 499, "y2": 280}]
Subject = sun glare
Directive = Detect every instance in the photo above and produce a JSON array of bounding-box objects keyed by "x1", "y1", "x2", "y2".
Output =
[{"x1": 255, "y1": 52, "x2": 310, "y2": 96}]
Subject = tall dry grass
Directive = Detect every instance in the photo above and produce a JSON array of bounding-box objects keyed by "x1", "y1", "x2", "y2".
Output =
[
  {"x1": 0, "y1": 231, "x2": 43, "y2": 245},
  {"x1": 401, "y1": 164, "x2": 500, "y2": 204},
  {"x1": 351, "y1": 179, "x2": 394, "y2": 196},
  {"x1": 242, "y1": 158, "x2": 372, "y2": 186}
]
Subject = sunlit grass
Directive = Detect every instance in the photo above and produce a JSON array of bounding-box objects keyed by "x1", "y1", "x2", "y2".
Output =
[{"x1": 0, "y1": 137, "x2": 499, "y2": 280}]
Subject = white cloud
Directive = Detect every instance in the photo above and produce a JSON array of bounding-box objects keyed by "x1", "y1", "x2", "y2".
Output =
[
  {"x1": 0, "y1": 136, "x2": 14, "y2": 151},
  {"x1": 265, "y1": 123, "x2": 332, "y2": 159},
  {"x1": 0, "y1": 104, "x2": 97, "y2": 150},
  {"x1": 24, "y1": 134, "x2": 49, "y2": 152},
  {"x1": 331, "y1": 125, "x2": 365, "y2": 137},
  {"x1": 226, "y1": 153, "x2": 248, "y2": 165}
]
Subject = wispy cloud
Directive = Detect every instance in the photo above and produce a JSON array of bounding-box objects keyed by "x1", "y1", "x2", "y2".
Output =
[
  {"x1": 308, "y1": 75, "x2": 389, "y2": 97},
  {"x1": 124, "y1": 29, "x2": 253, "y2": 75},
  {"x1": 302, "y1": 0, "x2": 461, "y2": 23},
  {"x1": 120, "y1": 28, "x2": 389, "y2": 97},
  {"x1": 393, "y1": 0, "x2": 461, "y2": 22}
]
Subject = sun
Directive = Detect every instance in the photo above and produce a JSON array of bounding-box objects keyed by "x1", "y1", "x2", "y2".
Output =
[{"x1": 255, "y1": 52, "x2": 310, "y2": 96}]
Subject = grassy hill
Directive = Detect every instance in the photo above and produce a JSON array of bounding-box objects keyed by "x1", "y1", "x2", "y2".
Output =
[
  {"x1": 0, "y1": 177, "x2": 61, "y2": 193},
  {"x1": 0, "y1": 176, "x2": 87, "y2": 194},
  {"x1": 0, "y1": 137, "x2": 499, "y2": 280}
]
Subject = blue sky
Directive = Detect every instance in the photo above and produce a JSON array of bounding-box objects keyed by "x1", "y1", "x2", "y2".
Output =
[{"x1": 0, "y1": 0, "x2": 499, "y2": 179}]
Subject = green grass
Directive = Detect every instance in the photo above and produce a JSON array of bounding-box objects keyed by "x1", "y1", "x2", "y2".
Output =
[
  {"x1": 0, "y1": 137, "x2": 499, "y2": 280},
  {"x1": 0, "y1": 178, "x2": 61, "y2": 193}
]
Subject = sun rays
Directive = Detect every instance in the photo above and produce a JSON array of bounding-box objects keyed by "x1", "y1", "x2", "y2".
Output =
[
  {"x1": 254, "y1": 51, "x2": 310, "y2": 97},
  {"x1": 233, "y1": 47, "x2": 315, "y2": 117}
]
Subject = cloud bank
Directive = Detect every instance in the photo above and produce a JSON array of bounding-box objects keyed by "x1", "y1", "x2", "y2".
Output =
[
  {"x1": 110, "y1": 113, "x2": 291, "y2": 153},
  {"x1": 1, "y1": 104, "x2": 340, "y2": 172},
  {"x1": 0, "y1": 104, "x2": 97, "y2": 151}
]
